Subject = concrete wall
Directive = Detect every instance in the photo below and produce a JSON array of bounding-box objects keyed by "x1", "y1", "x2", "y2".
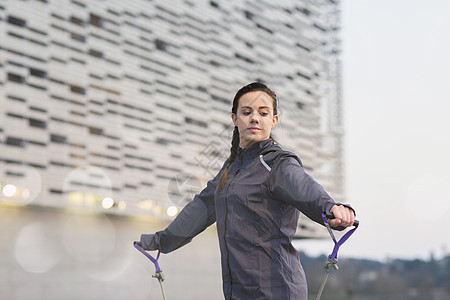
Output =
[{"x1": 0, "y1": 204, "x2": 223, "y2": 300}]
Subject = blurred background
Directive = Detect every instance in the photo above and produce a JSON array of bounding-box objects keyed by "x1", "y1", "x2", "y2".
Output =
[{"x1": 0, "y1": 0, "x2": 449, "y2": 299}]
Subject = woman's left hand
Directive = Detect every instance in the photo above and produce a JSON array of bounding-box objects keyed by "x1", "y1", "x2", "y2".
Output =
[{"x1": 329, "y1": 205, "x2": 355, "y2": 228}]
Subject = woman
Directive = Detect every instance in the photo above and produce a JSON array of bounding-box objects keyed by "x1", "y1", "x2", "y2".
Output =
[{"x1": 139, "y1": 82, "x2": 355, "y2": 299}]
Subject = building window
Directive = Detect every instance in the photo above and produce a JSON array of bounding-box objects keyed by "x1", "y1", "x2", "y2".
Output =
[
  {"x1": 314, "y1": 23, "x2": 327, "y2": 32},
  {"x1": 89, "y1": 49, "x2": 103, "y2": 58},
  {"x1": 50, "y1": 134, "x2": 67, "y2": 144},
  {"x1": 297, "y1": 71, "x2": 312, "y2": 81},
  {"x1": 244, "y1": 10, "x2": 254, "y2": 20},
  {"x1": 70, "y1": 16, "x2": 84, "y2": 26},
  {"x1": 8, "y1": 60, "x2": 24, "y2": 67},
  {"x1": 71, "y1": 57, "x2": 86, "y2": 64},
  {"x1": 298, "y1": 7, "x2": 311, "y2": 16},
  {"x1": 107, "y1": 9, "x2": 120, "y2": 17},
  {"x1": 28, "y1": 140, "x2": 47, "y2": 147},
  {"x1": 155, "y1": 39, "x2": 169, "y2": 51},
  {"x1": 29, "y1": 118, "x2": 47, "y2": 129},
  {"x1": 7, "y1": 112, "x2": 24, "y2": 120},
  {"x1": 7, "y1": 72, "x2": 25, "y2": 84},
  {"x1": 7, "y1": 15, "x2": 26, "y2": 27},
  {"x1": 156, "y1": 138, "x2": 170, "y2": 145},
  {"x1": 71, "y1": 0, "x2": 86, "y2": 8},
  {"x1": 71, "y1": 32, "x2": 86, "y2": 43},
  {"x1": 89, "y1": 13, "x2": 103, "y2": 27},
  {"x1": 89, "y1": 127, "x2": 104, "y2": 136},
  {"x1": 29, "y1": 68, "x2": 47, "y2": 78},
  {"x1": 30, "y1": 106, "x2": 47, "y2": 113},
  {"x1": 185, "y1": 117, "x2": 208, "y2": 128},
  {"x1": 7, "y1": 95, "x2": 26, "y2": 102},
  {"x1": 197, "y1": 86, "x2": 207, "y2": 92},
  {"x1": 6, "y1": 137, "x2": 25, "y2": 147},
  {"x1": 209, "y1": 60, "x2": 220, "y2": 67},
  {"x1": 212, "y1": 95, "x2": 230, "y2": 105},
  {"x1": 234, "y1": 53, "x2": 255, "y2": 64},
  {"x1": 50, "y1": 13, "x2": 65, "y2": 21},
  {"x1": 29, "y1": 163, "x2": 47, "y2": 169},
  {"x1": 256, "y1": 23, "x2": 273, "y2": 34},
  {"x1": 296, "y1": 43, "x2": 311, "y2": 52},
  {"x1": 70, "y1": 84, "x2": 86, "y2": 95},
  {"x1": 89, "y1": 73, "x2": 103, "y2": 80}
]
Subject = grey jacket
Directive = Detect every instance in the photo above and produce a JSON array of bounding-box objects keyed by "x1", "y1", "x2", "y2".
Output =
[{"x1": 141, "y1": 139, "x2": 344, "y2": 299}]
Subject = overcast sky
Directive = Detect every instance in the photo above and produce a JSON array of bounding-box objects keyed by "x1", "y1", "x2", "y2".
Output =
[{"x1": 297, "y1": 0, "x2": 450, "y2": 261}]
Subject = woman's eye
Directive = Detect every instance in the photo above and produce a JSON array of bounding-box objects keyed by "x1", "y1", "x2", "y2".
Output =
[
  {"x1": 243, "y1": 112, "x2": 251, "y2": 116},
  {"x1": 260, "y1": 112, "x2": 268, "y2": 116}
]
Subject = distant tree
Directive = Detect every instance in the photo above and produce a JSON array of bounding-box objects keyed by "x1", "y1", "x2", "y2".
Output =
[
  {"x1": 300, "y1": 252, "x2": 450, "y2": 298},
  {"x1": 368, "y1": 270, "x2": 407, "y2": 296}
]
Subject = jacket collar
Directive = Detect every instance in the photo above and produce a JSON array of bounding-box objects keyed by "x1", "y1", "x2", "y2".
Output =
[{"x1": 237, "y1": 139, "x2": 274, "y2": 162}]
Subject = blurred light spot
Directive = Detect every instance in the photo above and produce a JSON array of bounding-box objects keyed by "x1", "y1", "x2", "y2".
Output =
[
  {"x1": 167, "y1": 205, "x2": 178, "y2": 217},
  {"x1": 62, "y1": 214, "x2": 115, "y2": 262},
  {"x1": 85, "y1": 193, "x2": 99, "y2": 206},
  {"x1": 118, "y1": 201, "x2": 126, "y2": 210},
  {"x1": 137, "y1": 199, "x2": 154, "y2": 210},
  {"x1": 1, "y1": 166, "x2": 42, "y2": 205},
  {"x1": 67, "y1": 191, "x2": 84, "y2": 205},
  {"x1": 102, "y1": 197, "x2": 114, "y2": 209},
  {"x1": 3, "y1": 184, "x2": 17, "y2": 197},
  {"x1": 153, "y1": 205, "x2": 164, "y2": 215},
  {"x1": 15, "y1": 222, "x2": 61, "y2": 273},
  {"x1": 63, "y1": 166, "x2": 112, "y2": 208}
]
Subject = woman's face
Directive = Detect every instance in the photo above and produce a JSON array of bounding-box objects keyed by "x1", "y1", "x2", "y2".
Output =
[{"x1": 232, "y1": 91, "x2": 279, "y2": 148}]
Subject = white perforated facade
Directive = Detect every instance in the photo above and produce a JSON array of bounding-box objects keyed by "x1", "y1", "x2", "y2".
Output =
[{"x1": 0, "y1": 0, "x2": 344, "y2": 238}]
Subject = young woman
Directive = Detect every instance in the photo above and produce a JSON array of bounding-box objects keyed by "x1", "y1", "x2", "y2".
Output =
[{"x1": 138, "y1": 82, "x2": 355, "y2": 299}]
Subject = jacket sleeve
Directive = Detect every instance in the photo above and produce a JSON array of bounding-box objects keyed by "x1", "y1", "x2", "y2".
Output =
[
  {"x1": 140, "y1": 163, "x2": 225, "y2": 253},
  {"x1": 269, "y1": 156, "x2": 342, "y2": 225}
]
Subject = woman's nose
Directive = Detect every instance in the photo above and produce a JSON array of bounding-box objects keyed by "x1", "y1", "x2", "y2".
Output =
[{"x1": 250, "y1": 112, "x2": 260, "y2": 122}]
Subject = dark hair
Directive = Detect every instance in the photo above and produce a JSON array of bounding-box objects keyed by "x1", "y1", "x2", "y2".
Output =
[{"x1": 217, "y1": 82, "x2": 278, "y2": 191}]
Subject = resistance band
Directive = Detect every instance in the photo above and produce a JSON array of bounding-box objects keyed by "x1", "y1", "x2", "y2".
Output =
[
  {"x1": 316, "y1": 212, "x2": 359, "y2": 300},
  {"x1": 134, "y1": 242, "x2": 166, "y2": 300}
]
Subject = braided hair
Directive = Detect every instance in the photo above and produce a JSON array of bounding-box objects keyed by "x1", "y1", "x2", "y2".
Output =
[{"x1": 217, "y1": 82, "x2": 278, "y2": 191}]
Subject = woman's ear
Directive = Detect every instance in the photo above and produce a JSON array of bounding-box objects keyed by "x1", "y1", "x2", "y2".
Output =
[
  {"x1": 231, "y1": 113, "x2": 237, "y2": 126},
  {"x1": 272, "y1": 115, "x2": 279, "y2": 128}
]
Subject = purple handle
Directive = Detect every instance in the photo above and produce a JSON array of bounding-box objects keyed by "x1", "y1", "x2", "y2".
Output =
[
  {"x1": 322, "y1": 212, "x2": 359, "y2": 260},
  {"x1": 134, "y1": 242, "x2": 161, "y2": 273}
]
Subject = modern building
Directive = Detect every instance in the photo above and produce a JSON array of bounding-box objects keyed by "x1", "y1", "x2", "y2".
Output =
[{"x1": 0, "y1": 0, "x2": 344, "y2": 298}]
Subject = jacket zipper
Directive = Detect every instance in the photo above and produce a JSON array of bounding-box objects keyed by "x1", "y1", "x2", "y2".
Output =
[{"x1": 223, "y1": 168, "x2": 240, "y2": 294}]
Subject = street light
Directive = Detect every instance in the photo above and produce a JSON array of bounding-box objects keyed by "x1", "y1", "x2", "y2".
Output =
[
  {"x1": 2, "y1": 184, "x2": 17, "y2": 197},
  {"x1": 167, "y1": 205, "x2": 178, "y2": 217},
  {"x1": 102, "y1": 197, "x2": 115, "y2": 209}
]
